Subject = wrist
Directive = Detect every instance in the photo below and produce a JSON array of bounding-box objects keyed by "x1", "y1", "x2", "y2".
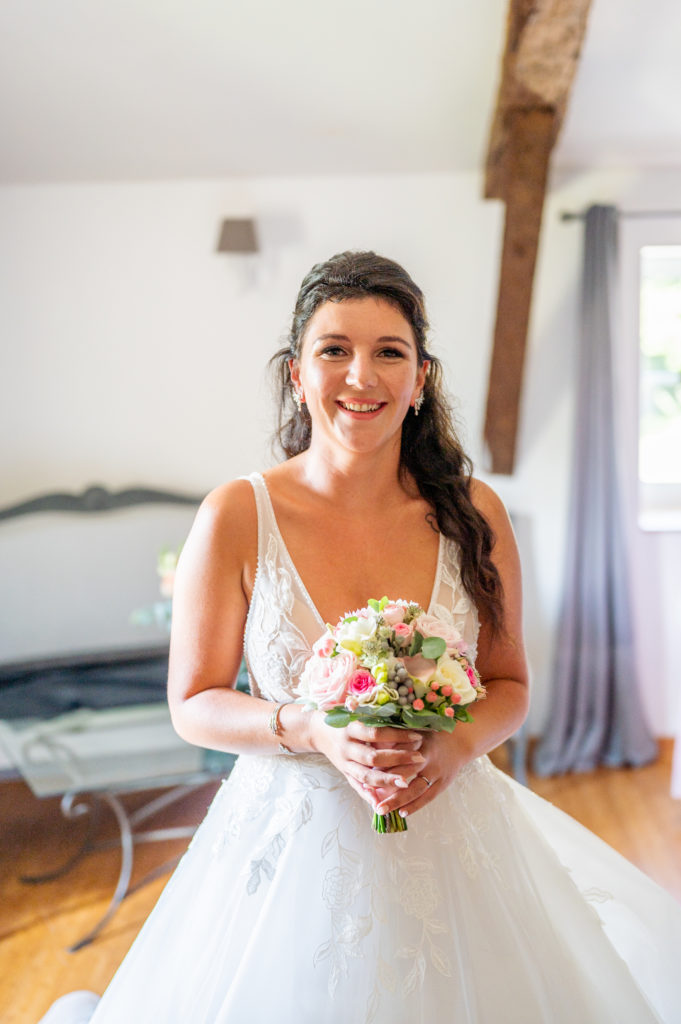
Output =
[{"x1": 277, "y1": 702, "x2": 319, "y2": 754}]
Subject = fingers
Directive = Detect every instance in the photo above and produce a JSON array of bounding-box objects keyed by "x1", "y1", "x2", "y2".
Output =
[
  {"x1": 374, "y1": 774, "x2": 437, "y2": 818},
  {"x1": 346, "y1": 760, "x2": 417, "y2": 790},
  {"x1": 346, "y1": 724, "x2": 423, "y2": 748}
]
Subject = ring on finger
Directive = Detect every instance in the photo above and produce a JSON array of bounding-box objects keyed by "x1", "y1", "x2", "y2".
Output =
[{"x1": 421, "y1": 775, "x2": 432, "y2": 788}]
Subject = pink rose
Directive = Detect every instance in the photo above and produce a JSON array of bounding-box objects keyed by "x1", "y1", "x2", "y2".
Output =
[
  {"x1": 297, "y1": 649, "x2": 358, "y2": 710},
  {"x1": 413, "y1": 613, "x2": 465, "y2": 655},
  {"x1": 348, "y1": 669, "x2": 375, "y2": 696},
  {"x1": 381, "y1": 603, "x2": 407, "y2": 626},
  {"x1": 312, "y1": 633, "x2": 336, "y2": 658},
  {"x1": 392, "y1": 622, "x2": 414, "y2": 643}
]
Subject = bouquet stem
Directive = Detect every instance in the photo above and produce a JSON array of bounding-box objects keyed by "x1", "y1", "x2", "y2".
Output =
[{"x1": 372, "y1": 810, "x2": 408, "y2": 834}]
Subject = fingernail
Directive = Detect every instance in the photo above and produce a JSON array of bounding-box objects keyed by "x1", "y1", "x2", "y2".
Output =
[
  {"x1": 399, "y1": 809, "x2": 408, "y2": 818},
  {"x1": 395, "y1": 779, "x2": 408, "y2": 789},
  {"x1": 407, "y1": 733, "x2": 422, "y2": 743},
  {"x1": 412, "y1": 753, "x2": 425, "y2": 763}
]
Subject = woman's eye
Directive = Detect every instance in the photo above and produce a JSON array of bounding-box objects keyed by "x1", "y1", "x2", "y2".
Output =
[
  {"x1": 379, "y1": 347, "x2": 405, "y2": 359},
  {"x1": 319, "y1": 345, "x2": 346, "y2": 357}
]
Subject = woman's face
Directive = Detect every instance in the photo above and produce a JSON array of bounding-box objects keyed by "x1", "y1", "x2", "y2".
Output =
[{"x1": 290, "y1": 297, "x2": 429, "y2": 457}]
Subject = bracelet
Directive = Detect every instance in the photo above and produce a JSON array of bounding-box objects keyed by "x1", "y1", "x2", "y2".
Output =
[{"x1": 268, "y1": 702, "x2": 295, "y2": 755}]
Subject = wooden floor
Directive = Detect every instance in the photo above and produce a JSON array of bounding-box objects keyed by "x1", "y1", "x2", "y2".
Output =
[{"x1": 1, "y1": 741, "x2": 680, "y2": 1024}]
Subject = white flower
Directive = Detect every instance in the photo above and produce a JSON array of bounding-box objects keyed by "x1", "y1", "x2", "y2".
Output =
[
  {"x1": 433, "y1": 654, "x2": 478, "y2": 705},
  {"x1": 334, "y1": 608, "x2": 379, "y2": 649}
]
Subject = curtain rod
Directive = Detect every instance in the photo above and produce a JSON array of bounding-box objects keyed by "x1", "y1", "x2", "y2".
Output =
[{"x1": 560, "y1": 209, "x2": 681, "y2": 222}]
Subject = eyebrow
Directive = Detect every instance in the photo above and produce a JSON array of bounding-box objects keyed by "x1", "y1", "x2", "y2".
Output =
[{"x1": 313, "y1": 333, "x2": 412, "y2": 348}]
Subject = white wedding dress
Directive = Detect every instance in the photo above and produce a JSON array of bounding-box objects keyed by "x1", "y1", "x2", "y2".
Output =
[{"x1": 41, "y1": 473, "x2": 681, "y2": 1023}]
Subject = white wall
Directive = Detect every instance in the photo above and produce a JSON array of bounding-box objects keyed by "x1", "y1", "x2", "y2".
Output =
[{"x1": 0, "y1": 169, "x2": 678, "y2": 734}]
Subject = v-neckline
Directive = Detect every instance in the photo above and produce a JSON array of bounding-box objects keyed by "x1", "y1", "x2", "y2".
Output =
[{"x1": 256, "y1": 472, "x2": 443, "y2": 631}]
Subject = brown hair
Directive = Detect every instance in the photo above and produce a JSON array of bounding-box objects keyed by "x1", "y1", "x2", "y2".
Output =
[{"x1": 270, "y1": 250, "x2": 504, "y2": 635}]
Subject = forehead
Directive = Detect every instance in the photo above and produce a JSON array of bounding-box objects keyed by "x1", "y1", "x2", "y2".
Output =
[{"x1": 301, "y1": 296, "x2": 415, "y2": 349}]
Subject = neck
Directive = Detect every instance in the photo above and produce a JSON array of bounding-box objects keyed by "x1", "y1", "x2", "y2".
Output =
[{"x1": 296, "y1": 438, "x2": 409, "y2": 510}]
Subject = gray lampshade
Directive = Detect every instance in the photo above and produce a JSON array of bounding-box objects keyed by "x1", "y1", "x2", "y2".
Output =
[{"x1": 216, "y1": 218, "x2": 258, "y2": 253}]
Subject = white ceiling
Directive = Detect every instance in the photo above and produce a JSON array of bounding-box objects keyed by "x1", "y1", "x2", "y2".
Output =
[{"x1": 1, "y1": 0, "x2": 680, "y2": 183}]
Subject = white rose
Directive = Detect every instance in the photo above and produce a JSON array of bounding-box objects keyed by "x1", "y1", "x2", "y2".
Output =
[
  {"x1": 334, "y1": 609, "x2": 379, "y2": 649},
  {"x1": 433, "y1": 654, "x2": 478, "y2": 705}
]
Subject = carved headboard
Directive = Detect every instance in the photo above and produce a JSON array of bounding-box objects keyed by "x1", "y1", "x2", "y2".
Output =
[{"x1": 0, "y1": 484, "x2": 202, "y2": 719}]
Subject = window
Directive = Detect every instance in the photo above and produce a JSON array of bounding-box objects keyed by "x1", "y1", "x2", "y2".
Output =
[{"x1": 638, "y1": 245, "x2": 681, "y2": 528}]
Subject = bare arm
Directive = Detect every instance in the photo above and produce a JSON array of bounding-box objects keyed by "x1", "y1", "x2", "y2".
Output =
[{"x1": 372, "y1": 480, "x2": 530, "y2": 818}]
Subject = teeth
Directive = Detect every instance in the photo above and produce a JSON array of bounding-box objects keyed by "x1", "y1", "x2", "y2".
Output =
[{"x1": 341, "y1": 402, "x2": 381, "y2": 412}]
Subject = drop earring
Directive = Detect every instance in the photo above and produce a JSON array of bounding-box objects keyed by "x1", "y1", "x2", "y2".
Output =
[
  {"x1": 292, "y1": 388, "x2": 303, "y2": 412},
  {"x1": 413, "y1": 392, "x2": 424, "y2": 416}
]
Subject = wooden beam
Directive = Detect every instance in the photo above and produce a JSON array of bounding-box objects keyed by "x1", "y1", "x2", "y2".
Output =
[
  {"x1": 483, "y1": 0, "x2": 592, "y2": 473},
  {"x1": 484, "y1": 108, "x2": 555, "y2": 474}
]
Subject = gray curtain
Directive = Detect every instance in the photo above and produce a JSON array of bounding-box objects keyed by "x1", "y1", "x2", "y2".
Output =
[{"x1": 533, "y1": 205, "x2": 658, "y2": 776}]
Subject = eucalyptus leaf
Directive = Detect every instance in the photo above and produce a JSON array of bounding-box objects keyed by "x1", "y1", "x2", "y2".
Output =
[
  {"x1": 324, "y1": 709, "x2": 353, "y2": 728},
  {"x1": 421, "y1": 636, "x2": 446, "y2": 660}
]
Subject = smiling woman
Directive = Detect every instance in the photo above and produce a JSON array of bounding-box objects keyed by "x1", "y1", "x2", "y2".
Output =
[{"x1": 39, "y1": 251, "x2": 681, "y2": 1024}]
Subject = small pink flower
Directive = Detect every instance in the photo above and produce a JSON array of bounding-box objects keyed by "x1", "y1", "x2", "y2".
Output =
[
  {"x1": 346, "y1": 695, "x2": 359, "y2": 712},
  {"x1": 426, "y1": 691, "x2": 439, "y2": 703},
  {"x1": 412, "y1": 698, "x2": 425, "y2": 711},
  {"x1": 466, "y1": 666, "x2": 478, "y2": 686},
  {"x1": 159, "y1": 572, "x2": 175, "y2": 598},
  {"x1": 444, "y1": 707, "x2": 455, "y2": 717},
  {"x1": 430, "y1": 680, "x2": 440, "y2": 690},
  {"x1": 451, "y1": 693, "x2": 461, "y2": 704},
  {"x1": 440, "y1": 685, "x2": 452, "y2": 696},
  {"x1": 382, "y1": 603, "x2": 407, "y2": 625},
  {"x1": 348, "y1": 669, "x2": 375, "y2": 696}
]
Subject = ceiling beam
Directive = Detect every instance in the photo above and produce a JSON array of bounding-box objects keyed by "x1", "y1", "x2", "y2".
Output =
[{"x1": 483, "y1": 0, "x2": 592, "y2": 474}]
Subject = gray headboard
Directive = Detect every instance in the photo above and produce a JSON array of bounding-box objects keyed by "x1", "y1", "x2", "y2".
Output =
[{"x1": 0, "y1": 483, "x2": 202, "y2": 670}]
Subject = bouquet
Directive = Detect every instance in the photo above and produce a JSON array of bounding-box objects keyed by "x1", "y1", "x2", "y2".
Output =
[{"x1": 296, "y1": 596, "x2": 485, "y2": 833}]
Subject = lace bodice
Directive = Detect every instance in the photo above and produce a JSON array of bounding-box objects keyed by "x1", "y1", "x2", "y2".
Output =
[{"x1": 242, "y1": 472, "x2": 479, "y2": 702}]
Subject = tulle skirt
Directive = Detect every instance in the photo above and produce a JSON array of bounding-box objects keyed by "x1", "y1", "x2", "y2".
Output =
[{"x1": 44, "y1": 754, "x2": 681, "y2": 1023}]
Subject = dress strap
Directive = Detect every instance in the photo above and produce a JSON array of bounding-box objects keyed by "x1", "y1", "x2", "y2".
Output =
[{"x1": 241, "y1": 472, "x2": 271, "y2": 566}]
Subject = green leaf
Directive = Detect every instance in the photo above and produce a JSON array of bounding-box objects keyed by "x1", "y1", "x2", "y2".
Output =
[
  {"x1": 409, "y1": 631, "x2": 423, "y2": 656},
  {"x1": 367, "y1": 599, "x2": 380, "y2": 612},
  {"x1": 324, "y1": 709, "x2": 353, "y2": 728},
  {"x1": 421, "y1": 636, "x2": 446, "y2": 660}
]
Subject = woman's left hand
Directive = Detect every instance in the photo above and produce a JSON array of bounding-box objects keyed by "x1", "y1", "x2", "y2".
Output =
[{"x1": 366, "y1": 729, "x2": 472, "y2": 819}]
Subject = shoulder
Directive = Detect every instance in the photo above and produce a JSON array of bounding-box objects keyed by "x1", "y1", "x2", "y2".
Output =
[
  {"x1": 469, "y1": 478, "x2": 510, "y2": 528},
  {"x1": 183, "y1": 477, "x2": 258, "y2": 569},
  {"x1": 468, "y1": 478, "x2": 517, "y2": 558}
]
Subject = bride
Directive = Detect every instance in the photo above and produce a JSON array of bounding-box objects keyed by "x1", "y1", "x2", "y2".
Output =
[{"x1": 41, "y1": 251, "x2": 681, "y2": 1023}]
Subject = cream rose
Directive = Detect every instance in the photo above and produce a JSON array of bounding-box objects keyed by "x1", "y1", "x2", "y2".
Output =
[{"x1": 432, "y1": 653, "x2": 478, "y2": 705}]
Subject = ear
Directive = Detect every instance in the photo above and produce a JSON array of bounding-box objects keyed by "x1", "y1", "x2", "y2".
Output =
[
  {"x1": 288, "y1": 357, "x2": 302, "y2": 394},
  {"x1": 414, "y1": 359, "x2": 430, "y2": 396}
]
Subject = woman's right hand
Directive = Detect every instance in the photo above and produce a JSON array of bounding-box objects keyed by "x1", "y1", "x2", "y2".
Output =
[{"x1": 310, "y1": 714, "x2": 426, "y2": 808}]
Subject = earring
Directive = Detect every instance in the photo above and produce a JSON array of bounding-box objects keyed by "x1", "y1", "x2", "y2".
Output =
[
  {"x1": 413, "y1": 392, "x2": 424, "y2": 416},
  {"x1": 292, "y1": 388, "x2": 303, "y2": 412}
]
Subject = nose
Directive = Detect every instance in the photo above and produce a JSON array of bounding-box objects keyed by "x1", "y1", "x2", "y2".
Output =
[{"x1": 345, "y1": 351, "x2": 377, "y2": 389}]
